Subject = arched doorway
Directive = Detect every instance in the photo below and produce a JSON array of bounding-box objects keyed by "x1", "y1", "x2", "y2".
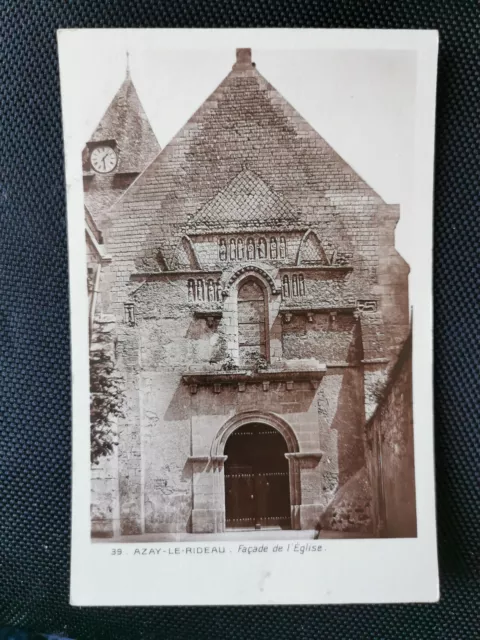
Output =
[{"x1": 224, "y1": 424, "x2": 291, "y2": 530}]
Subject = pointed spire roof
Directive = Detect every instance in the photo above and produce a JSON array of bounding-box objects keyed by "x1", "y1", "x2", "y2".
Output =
[{"x1": 87, "y1": 58, "x2": 160, "y2": 174}]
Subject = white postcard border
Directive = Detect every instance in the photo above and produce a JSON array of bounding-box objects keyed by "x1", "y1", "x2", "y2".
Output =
[{"x1": 58, "y1": 28, "x2": 439, "y2": 606}]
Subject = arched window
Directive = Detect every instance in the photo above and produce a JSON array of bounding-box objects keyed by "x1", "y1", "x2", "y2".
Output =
[{"x1": 237, "y1": 278, "x2": 269, "y2": 367}]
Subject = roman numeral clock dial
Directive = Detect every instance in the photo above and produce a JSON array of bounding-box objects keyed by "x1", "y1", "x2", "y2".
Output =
[{"x1": 90, "y1": 145, "x2": 117, "y2": 173}]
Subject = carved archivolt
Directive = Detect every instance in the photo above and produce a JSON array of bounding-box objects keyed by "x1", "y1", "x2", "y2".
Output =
[
  {"x1": 174, "y1": 235, "x2": 202, "y2": 270},
  {"x1": 296, "y1": 229, "x2": 329, "y2": 266},
  {"x1": 224, "y1": 265, "x2": 279, "y2": 295},
  {"x1": 211, "y1": 411, "x2": 300, "y2": 457}
]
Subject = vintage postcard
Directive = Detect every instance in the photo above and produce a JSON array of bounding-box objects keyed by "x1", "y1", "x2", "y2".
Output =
[{"x1": 59, "y1": 28, "x2": 439, "y2": 605}]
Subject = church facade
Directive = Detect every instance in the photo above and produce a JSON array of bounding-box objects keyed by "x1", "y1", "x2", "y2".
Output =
[{"x1": 86, "y1": 49, "x2": 416, "y2": 539}]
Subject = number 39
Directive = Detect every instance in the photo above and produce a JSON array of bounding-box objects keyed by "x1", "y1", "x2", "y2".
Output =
[{"x1": 111, "y1": 548, "x2": 123, "y2": 556}]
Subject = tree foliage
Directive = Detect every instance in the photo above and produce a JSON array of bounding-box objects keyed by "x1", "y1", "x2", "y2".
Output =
[{"x1": 90, "y1": 346, "x2": 125, "y2": 465}]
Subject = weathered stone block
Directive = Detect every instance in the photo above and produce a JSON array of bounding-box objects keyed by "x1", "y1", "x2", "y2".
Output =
[{"x1": 192, "y1": 509, "x2": 224, "y2": 533}]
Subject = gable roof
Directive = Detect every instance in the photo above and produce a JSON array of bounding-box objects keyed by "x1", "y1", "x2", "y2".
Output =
[
  {"x1": 106, "y1": 49, "x2": 386, "y2": 266},
  {"x1": 187, "y1": 167, "x2": 299, "y2": 233}
]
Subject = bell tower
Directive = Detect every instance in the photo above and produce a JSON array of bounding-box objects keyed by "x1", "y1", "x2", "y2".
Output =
[{"x1": 82, "y1": 54, "x2": 160, "y2": 226}]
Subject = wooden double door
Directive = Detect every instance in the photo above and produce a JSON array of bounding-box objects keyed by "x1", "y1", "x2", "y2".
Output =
[{"x1": 224, "y1": 424, "x2": 291, "y2": 530}]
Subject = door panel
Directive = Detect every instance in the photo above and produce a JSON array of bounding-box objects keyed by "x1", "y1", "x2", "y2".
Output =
[
  {"x1": 225, "y1": 465, "x2": 255, "y2": 529},
  {"x1": 224, "y1": 425, "x2": 291, "y2": 530},
  {"x1": 256, "y1": 472, "x2": 291, "y2": 528}
]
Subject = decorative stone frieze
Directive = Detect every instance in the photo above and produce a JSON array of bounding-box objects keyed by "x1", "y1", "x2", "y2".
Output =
[
  {"x1": 280, "y1": 305, "x2": 356, "y2": 323},
  {"x1": 356, "y1": 299, "x2": 378, "y2": 312},
  {"x1": 217, "y1": 234, "x2": 288, "y2": 262},
  {"x1": 182, "y1": 359, "x2": 327, "y2": 392},
  {"x1": 187, "y1": 277, "x2": 222, "y2": 302},
  {"x1": 281, "y1": 273, "x2": 306, "y2": 299},
  {"x1": 223, "y1": 264, "x2": 280, "y2": 295}
]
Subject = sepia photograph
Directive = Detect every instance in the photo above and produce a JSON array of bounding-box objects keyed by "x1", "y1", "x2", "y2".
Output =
[
  {"x1": 82, "y1": 44, "x2": 417, "y2": 543},
  {"x1": 60, "y1": 28, "x2": 438, "y2": 605}
]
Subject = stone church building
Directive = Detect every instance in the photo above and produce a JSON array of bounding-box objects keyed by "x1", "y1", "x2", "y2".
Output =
[{"x1": 85, "y1": 49, "x2": 416, "y2": 539}]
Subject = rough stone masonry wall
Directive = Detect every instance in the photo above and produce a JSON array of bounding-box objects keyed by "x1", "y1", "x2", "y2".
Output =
[
  {"x1": 99, "y1": 60, "x2": 406, "y2": 331},
  {"x1": 84, "y1": 173, "x2": 140, "y2": 226},
  {"x1": 366, "y1": 333, "x2": 416, "y2": 538},
  {"x1": 117, "y1": 279, "x2": 196, "y2": 534},
  {"x1": 107, "y1": 275, "x2": 370, "y2": 534},
  {"x1": 319, "y1": 333, "x2": 415, "y2": 536},
  {"x1": 90, "y1": 314, "x2": 121, "y2": 538}
]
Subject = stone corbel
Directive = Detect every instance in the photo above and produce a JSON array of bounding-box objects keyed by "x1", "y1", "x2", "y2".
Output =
[
  {"x1": 213, "y1": 383, "x2": 222, "y2": 393},
  {"x1": 211, "y1": 454, "x2": 228, "y2": 470},
  {"x1": 283, "y1": 312, "x2": 292, "y2": 324},
  {"x1": 193, "y1": 310, "x2": 222, "y2": 325},
  {"x1": 188, "y1": 455, "x2": 209, "y2": 463},
  {"x1": 189, "y1": 384, "x2": 198, "y2": 395},
  {"x1": 262, "y1": 381, "x2": 270, "y2": 392},
  {"x1": 188, "y1": 454, "x2": 228, "y2": 470},
  {"x1": 285, "y1": 451, "x2": 324, "y2": 462}
]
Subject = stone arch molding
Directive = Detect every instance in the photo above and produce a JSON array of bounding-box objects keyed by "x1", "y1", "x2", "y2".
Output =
[
  {"x1": 296, "y1": 228, "x2": 330, "y2": 266},
  {"x1": 173, "y1": 234, "x2": 202, "y2": 270},
  {"x1": 223, "y1": 265, "x2": 280, "y2": 296},
  {"x1": 211, "y1": 411, "x2": 300, "y2": 457}
]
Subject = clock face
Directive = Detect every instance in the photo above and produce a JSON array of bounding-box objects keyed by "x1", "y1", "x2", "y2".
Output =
[{"x1": 90, "y1": 145, "x2": 118, "y2": 174}]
